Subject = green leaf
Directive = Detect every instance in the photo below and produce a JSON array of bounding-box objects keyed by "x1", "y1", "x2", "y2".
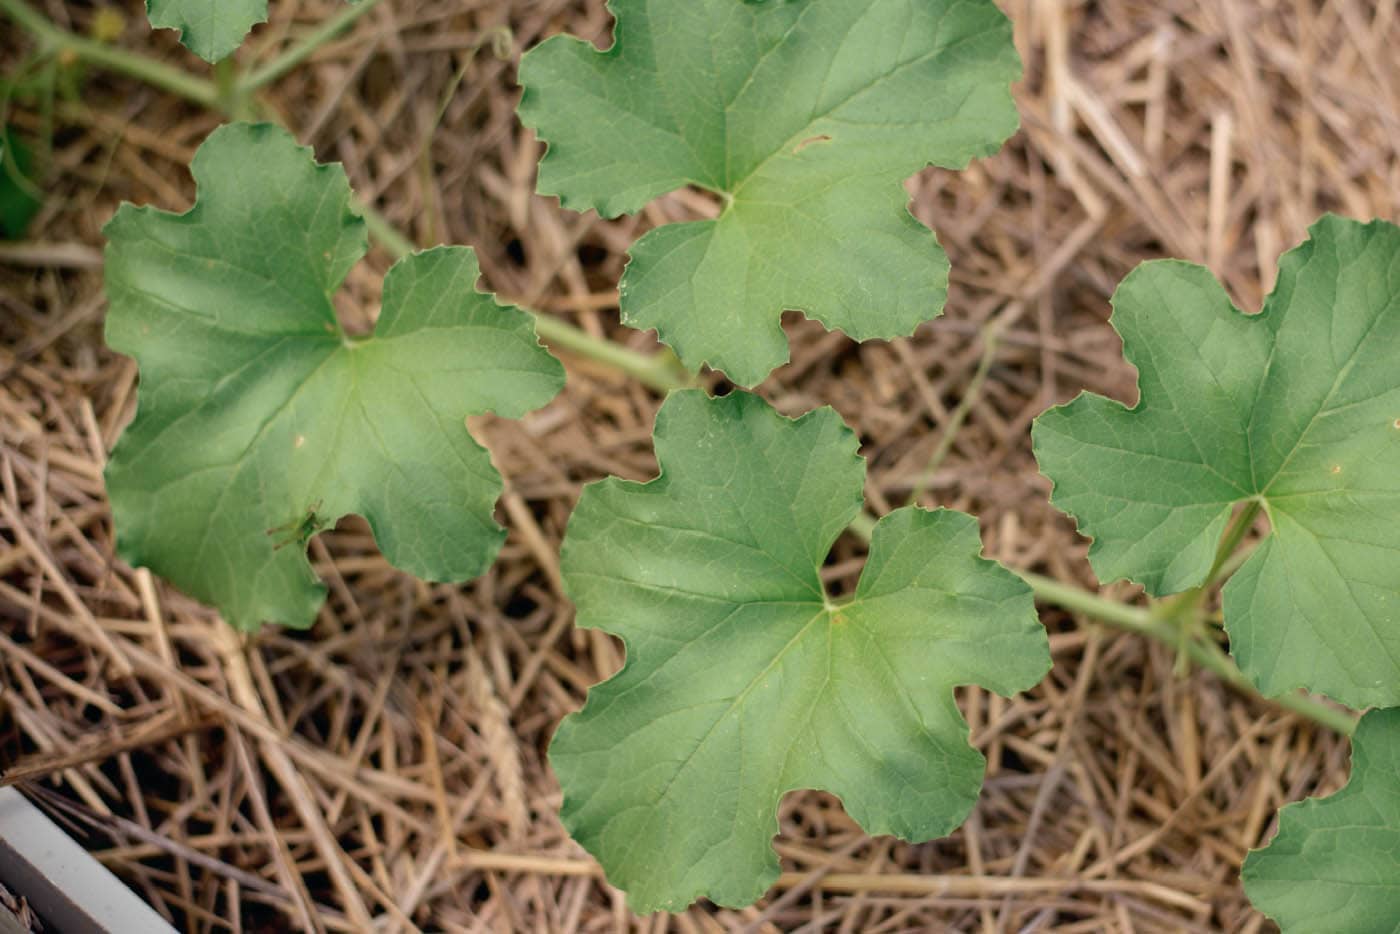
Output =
[
  {"x1": 553, "y1": 390, "x2": 1050, "y2": 912},
  {"x1": 0, "y1": 128, "x2": 41, "y2": 239},
  {"x1": 517, "y1": 0, "x2": 1021, "y2": 387},
  {"x1": 1033, "y1": 215, "x2": 1400, "y2": 709},
  {"x1": 1242, "y1": 707, "x2": 1400, "y2": 933},
  {"x1": 145, "y1": 0, "x2": 359, "y2": 63},
  {"x1": 103, "y1": 123, "x2": 564, "y2": 631},
  {"x1": 146, "y1": 0, "x2": 267, "y2": 62}
]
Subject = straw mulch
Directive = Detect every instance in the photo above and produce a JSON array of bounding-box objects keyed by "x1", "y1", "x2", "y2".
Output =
[{"x1": 2, "y1": 0, "x2": 1396, "y2": 930}]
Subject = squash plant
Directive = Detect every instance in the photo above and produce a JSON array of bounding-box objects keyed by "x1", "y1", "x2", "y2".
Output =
[{"x1": 1, "y1": 0, "x2": 1397, "y2": 926}]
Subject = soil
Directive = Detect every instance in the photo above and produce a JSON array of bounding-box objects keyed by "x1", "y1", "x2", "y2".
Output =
[{"x1": 1, "y1": 0, "x2": 1396, "y2": 930}]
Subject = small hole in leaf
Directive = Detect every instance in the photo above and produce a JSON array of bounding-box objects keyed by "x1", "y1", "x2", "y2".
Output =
[{"x1": 505, "y1": 237, "x2": 527, "y2": 266}]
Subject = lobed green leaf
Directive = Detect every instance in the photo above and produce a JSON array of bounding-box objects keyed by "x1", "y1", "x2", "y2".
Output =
[
  {"x1": 146, "y1": 0, "x2": 268, "y2": 62},
  {"x1": 553, "y1": 390, "x2": 1050, "y2": 912},
  {"x1": 518, "y1": 0, "x2": 1021, "y2": 386},
  {"x1": 1243, "y1": 707, "x2": 1400, "y2": 933},
  {"x1": 103, "y1": 123, "x2": 564, "y2": 631},
  {"x1": 145, "y1": 0, "x2": 360, "y2": 63},
  {"x1": 1033, "y1": 215, "x2": 1400, "y2": 709}
]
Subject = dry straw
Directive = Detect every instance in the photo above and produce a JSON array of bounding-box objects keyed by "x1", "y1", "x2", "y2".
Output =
[{"x1": 1, "y1": 0, "x2": 1397, "y2": 929}]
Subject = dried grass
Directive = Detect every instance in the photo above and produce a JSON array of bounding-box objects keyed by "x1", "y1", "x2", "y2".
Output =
[{"x1": 1, "y1": 0, "x2": 1397, "y2": 930}]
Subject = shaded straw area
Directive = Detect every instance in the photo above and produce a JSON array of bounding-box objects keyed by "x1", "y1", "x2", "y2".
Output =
[{"x1": 1, "y1": 0, "x2": 1396, "y2": 930}]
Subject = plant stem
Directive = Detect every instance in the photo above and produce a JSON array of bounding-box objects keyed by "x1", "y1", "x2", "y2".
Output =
[
  {"x1": 213, "y1": 58, "x2": 253, "y2": 120},
  {"x1": 1169, "y1": 623, "x2": 1358, "y2": 736},
  {"x1": 359, "y1": 199, "x2": 694, "y2": 393},
  {"x1": 0, "y1": 0, "x2": 219, "y2": 107},
  {"x1": 1017, "y1": 571, "x2": 1354, "y2": 734},
  {"x1": 848, "y1": 512, "x2": 1357, "y2": 736},
  {"x1": 238, "y1": 0, "x2": 390, "y2": 94},
  {"x1": 1205, "y1": 498, "x2": 1263, "y2": 589},
  {"x1": 1208, "y1": 540, "x2": 1256, "y2": 594},
  {"x1": 1149, "y1": 496, "x2": 1266, "y2": 629},
  {"x1": 847, "y1": 510, "x2": 877, "y2": 541},
  {"x1": 359, "y1": 201, "x2": 420, "y2": 259},
  {"x1": 530, "y1": 315, "x2": 695, "y2": 393},
  {"x1": 1014, "y1": 571, "x2": 1153, "y2": 631}
]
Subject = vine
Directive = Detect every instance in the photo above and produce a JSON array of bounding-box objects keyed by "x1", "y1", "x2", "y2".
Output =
[{"x1": 1, "y1": 0, "x2": 1392, "y2": 926}]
